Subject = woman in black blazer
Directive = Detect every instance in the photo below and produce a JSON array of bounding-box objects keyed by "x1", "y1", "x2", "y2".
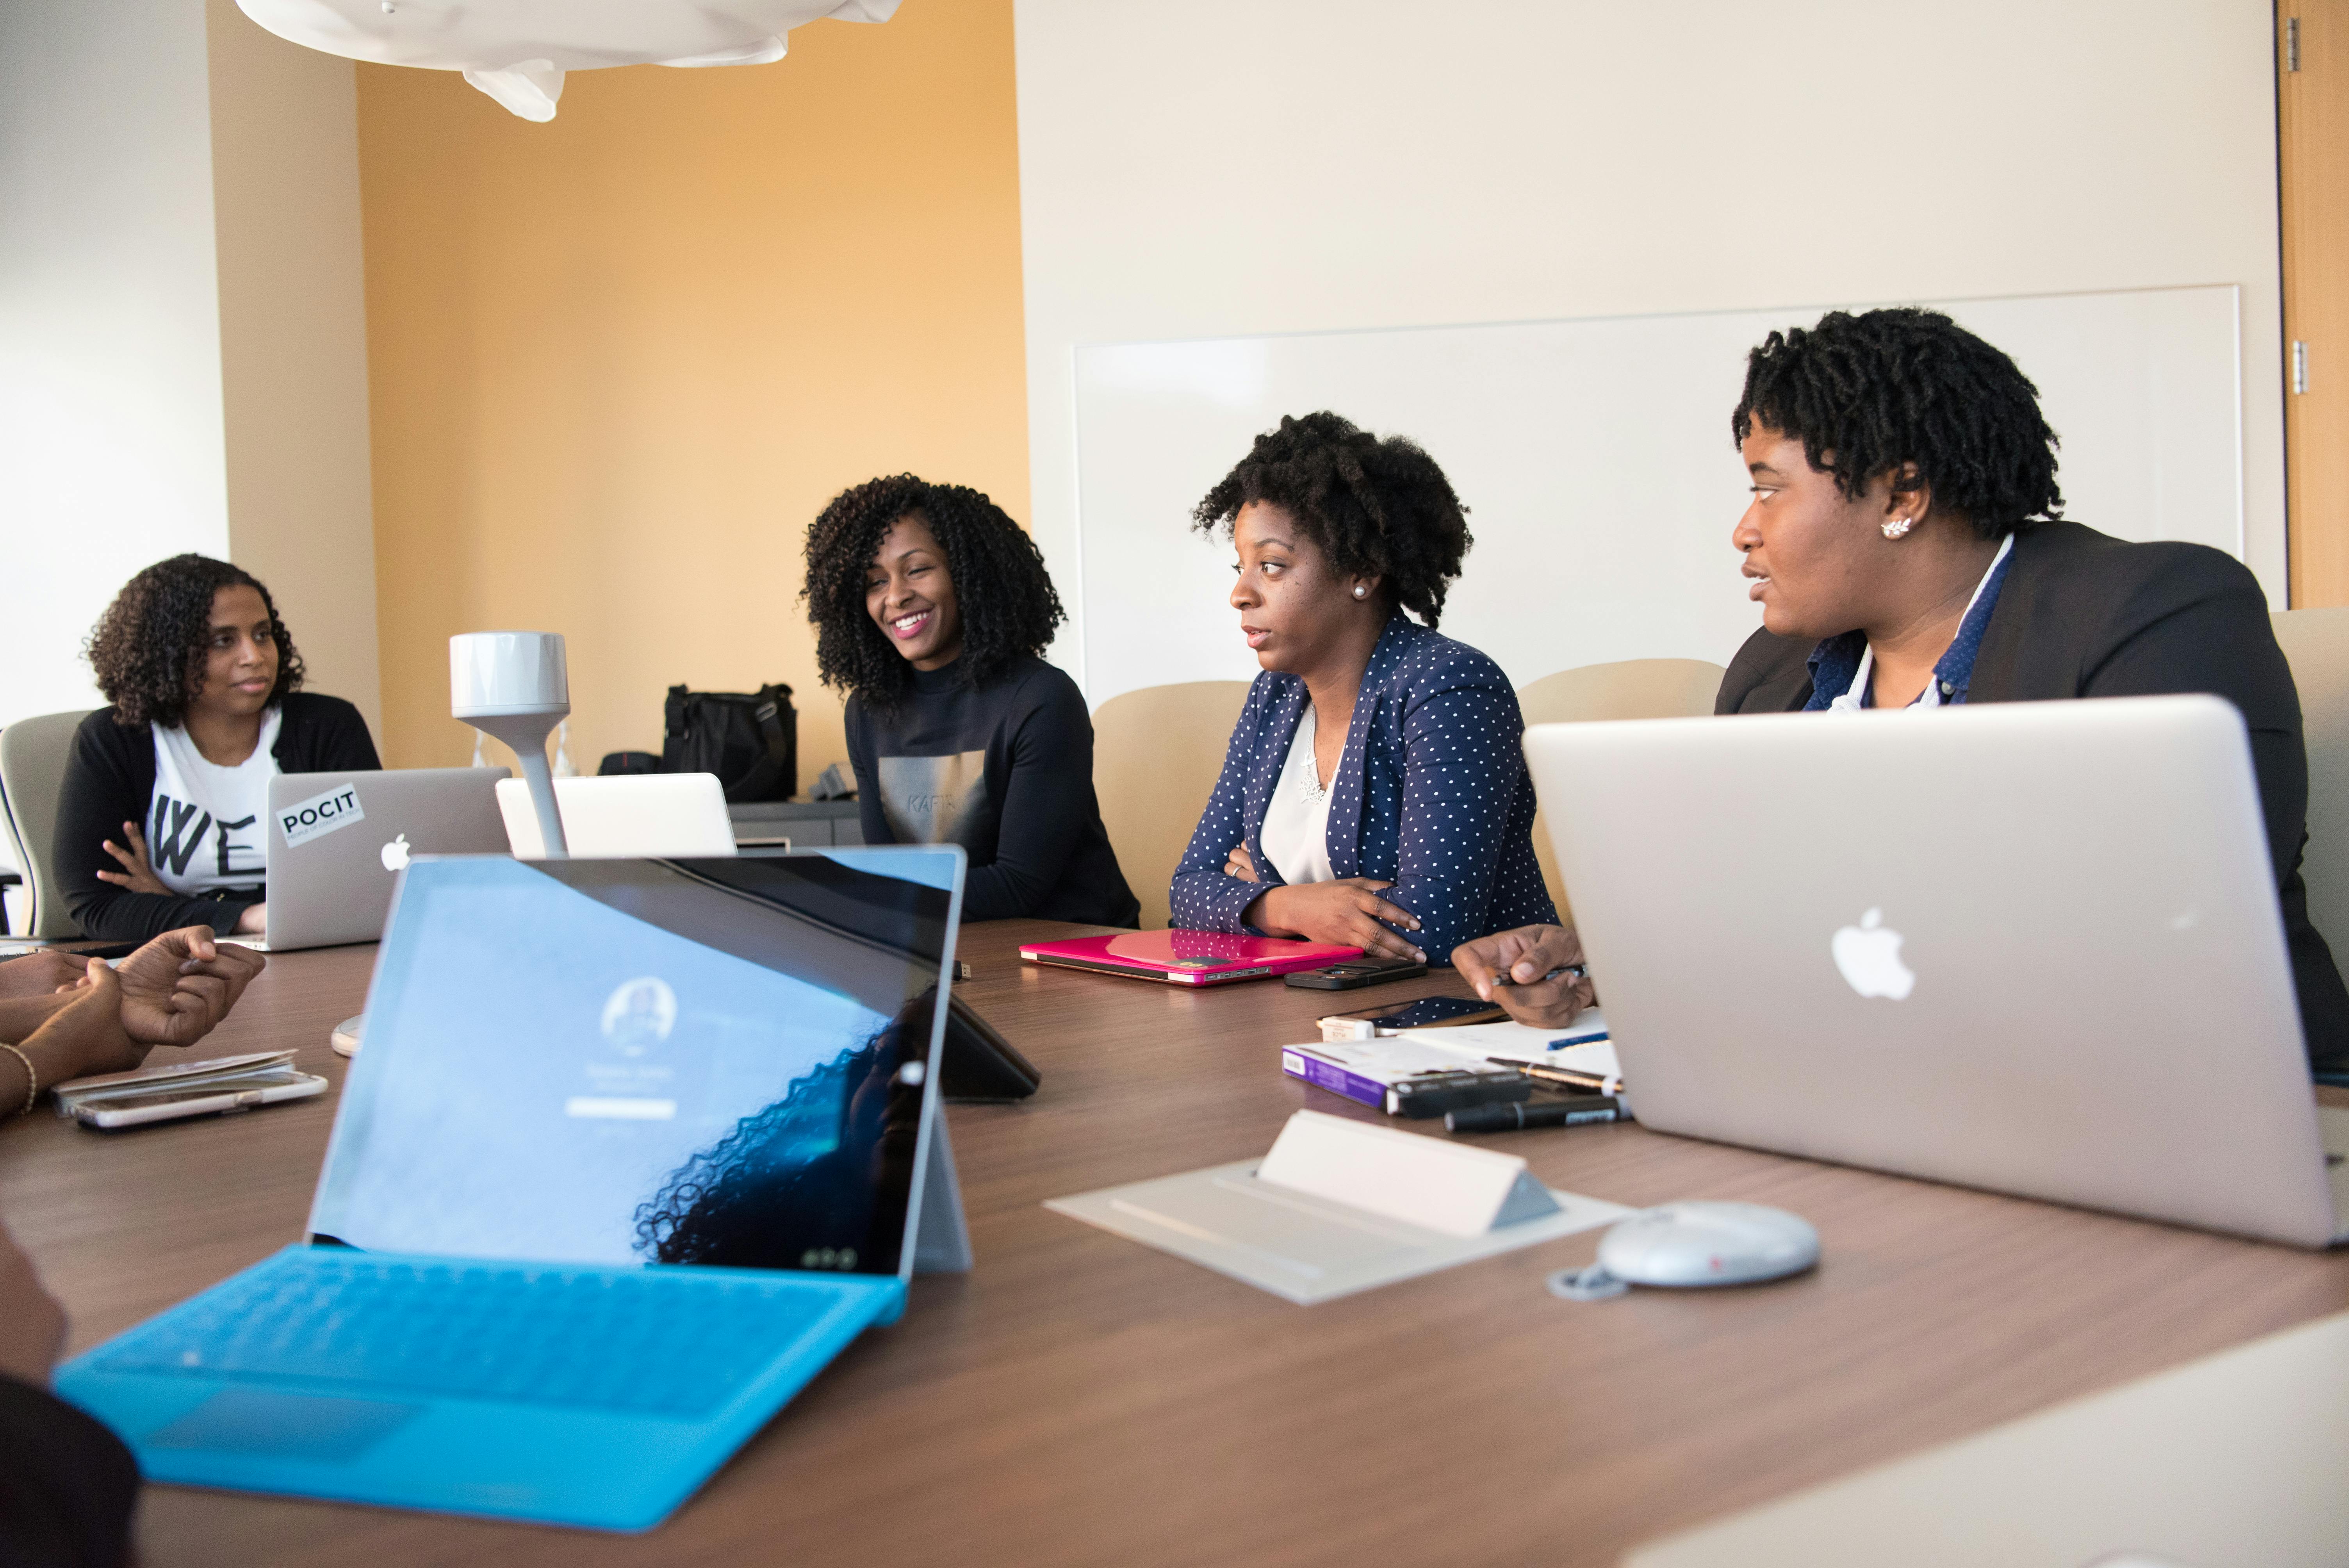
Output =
[
  {"x1": 1458, "y1": 307, "x2": 2349, "y2": 1072},
  {"x1": 55, "y1": 554, "x2": 380, "y2": 942}
]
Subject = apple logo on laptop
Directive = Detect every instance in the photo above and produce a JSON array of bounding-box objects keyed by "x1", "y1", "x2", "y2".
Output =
[
  {"x1": 380, "y1": 834, "x2": 410, "y2": 872},
  {"x1": 1831, "y1": 907, "x2": 1915, "y2": 1000}
]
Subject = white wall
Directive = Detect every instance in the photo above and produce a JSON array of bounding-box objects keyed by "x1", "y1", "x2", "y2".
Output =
[
  {"x1": 1070, "y1": 287, "x2": 2249, "y2": 706},
  {"x1": 0, "y1": 0, "x2": 377, "y2": 925},
  {"x1": 1014, "y1": 0, "x2": 2289, "y2": 688},
  {"x1": 0, "y1": 0, "x2": 231, "y2": 726}
]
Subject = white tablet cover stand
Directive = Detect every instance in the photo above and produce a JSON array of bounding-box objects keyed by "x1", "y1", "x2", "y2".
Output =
[{"x1": 1046, "y1": 1110, "x2": 1626, "y2": 1304}]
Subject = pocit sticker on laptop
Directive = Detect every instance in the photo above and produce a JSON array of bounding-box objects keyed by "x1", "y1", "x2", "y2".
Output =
[{"x1": 278, "y1": 783, "x2": 366, "y2": 848}]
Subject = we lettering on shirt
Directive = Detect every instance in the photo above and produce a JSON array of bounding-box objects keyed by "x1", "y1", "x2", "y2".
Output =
[{"x1": 150, "y1": 795, "x2": 262, "y2": 881}]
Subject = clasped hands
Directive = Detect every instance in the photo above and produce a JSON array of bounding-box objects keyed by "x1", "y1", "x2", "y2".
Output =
[{"x1": 0, "y1": 928, "x2": 267, "y2": 1087}]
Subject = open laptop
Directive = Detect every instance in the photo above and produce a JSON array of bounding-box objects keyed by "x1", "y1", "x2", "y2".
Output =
[
  {"x1": 1523, "y1": 693, "x2": 2349, "y2": 1249},
  {"x1": 497, "y1": 772, "x2": 737, "y2": 858},
  {"x1": 258, "y1": 767, "x2": 513, "y2": 951},
  {"x1": 56, "y1": 845, "x2": 973, "y2": 1530}
]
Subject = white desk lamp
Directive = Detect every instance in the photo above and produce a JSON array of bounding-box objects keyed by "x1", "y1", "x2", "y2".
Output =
[
  {"x1": 451, "y1": 631, "x2": 571, "y2": 857},
  {"x1": 335, "y1": 631, "x2": 573, "y2": 1056}
]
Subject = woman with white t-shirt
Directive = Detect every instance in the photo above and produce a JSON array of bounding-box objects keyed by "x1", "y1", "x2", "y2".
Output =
[{"x1": 55, "y1": 554, "x2": 380, "y2": 942}]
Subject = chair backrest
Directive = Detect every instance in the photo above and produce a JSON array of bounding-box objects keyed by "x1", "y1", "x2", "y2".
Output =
[
  {"x1": 0, "y1": 710, "x2": 96, "y2": 939},
  {"x1": 1516, "y1": 659, "x2": 1725, "y2": 922},
  {"x1": 1091, "y1": 681, "x2": 1252, "y2": 929},
  {"x1": 2272, "y1": 609, "x2": 2349, "y2": 963}
]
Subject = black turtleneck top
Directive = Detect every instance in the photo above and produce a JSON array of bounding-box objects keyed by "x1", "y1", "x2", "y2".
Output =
[{"x1": 843, "y1": 655, "x2": 1139, "y2": 928}]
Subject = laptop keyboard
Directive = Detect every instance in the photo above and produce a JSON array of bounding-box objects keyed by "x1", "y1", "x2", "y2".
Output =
[{"x1": 94, "y1": 1253, "x2": 848, "y2": 1419}]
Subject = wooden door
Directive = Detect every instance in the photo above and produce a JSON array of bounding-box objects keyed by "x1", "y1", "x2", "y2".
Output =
[{"x1": 2282, "y1": 2, "x2": 2349, "y2": 605}]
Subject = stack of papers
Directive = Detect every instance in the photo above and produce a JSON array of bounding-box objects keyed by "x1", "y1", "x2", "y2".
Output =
[{"x1": 1281, "y1": 1013, "x2": 1620, "y2": 1114}]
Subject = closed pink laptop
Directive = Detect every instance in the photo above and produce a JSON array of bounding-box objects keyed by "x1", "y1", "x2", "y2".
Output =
[{"x1": 1018, "y1": 930, "x2": 1361, "y2": 985}]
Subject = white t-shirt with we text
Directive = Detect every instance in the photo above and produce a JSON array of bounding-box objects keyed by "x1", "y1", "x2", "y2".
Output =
[{"x1": 146, "y1": 708, "x2": 280, "y2": 896}]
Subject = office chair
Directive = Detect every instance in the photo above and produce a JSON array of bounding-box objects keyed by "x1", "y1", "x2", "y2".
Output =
[
  {"x1": 1091, "y1": 681, "x2": 1252, "y2": 930},
  {"x1": 1516, "y1": 659, "x2": 1726, "y2": 924},
  {"x1": 0, "y1": 710, "x2": 95, "y2": 940}
]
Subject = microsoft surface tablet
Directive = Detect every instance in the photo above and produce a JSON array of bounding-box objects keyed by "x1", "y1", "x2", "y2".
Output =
[{"x1": 58, "y1": 846, "x2": 971, "y2": 1530}]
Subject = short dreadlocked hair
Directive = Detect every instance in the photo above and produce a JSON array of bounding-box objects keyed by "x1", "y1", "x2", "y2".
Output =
[
  {"x1": 85, "y1": 554, "x2": 304, "y2": 728},
  {"x1": 1731, "y1": 308, "x2": 2063, "y2": 539},
  {"x1": 802, "y1": 475, "x2": 1065, "y2": 710},
  {"x1": 1191, "y1": 411, "x2": 1472, "y2": 628}
]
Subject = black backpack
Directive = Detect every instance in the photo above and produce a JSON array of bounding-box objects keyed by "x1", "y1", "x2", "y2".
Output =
[{"x1": 659, "y1": 683, "x2": 796, "y2": 803}]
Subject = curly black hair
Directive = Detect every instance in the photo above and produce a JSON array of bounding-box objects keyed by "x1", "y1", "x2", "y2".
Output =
[
  {"x1": 1191, "y1": 411, "x2": 1472, "y2": 627},
  {"x1": 801, "y1": 475, "x2": 1065, "y2": 711},
  {"x1": 1731, "y1": 307, "x2": 2064, "y2": 539},
  {"x1": 84, "y1": 553, "x2": 304, "y2": 727}
]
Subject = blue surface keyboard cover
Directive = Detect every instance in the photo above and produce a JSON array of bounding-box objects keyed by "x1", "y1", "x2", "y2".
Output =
[{"x1": 89, "y1": 1247, "x2": 864, "y2": 1418}]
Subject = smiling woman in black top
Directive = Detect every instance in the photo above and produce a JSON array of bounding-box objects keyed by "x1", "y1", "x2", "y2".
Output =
[{"x1": 802, "y1": 476, "x2": 1139, "y2": 928}]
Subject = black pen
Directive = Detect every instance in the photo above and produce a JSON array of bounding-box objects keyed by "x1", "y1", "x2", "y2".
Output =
[
  {"x1": 1488, "y1": 964, "x2": 1588, "y2": 988},
  {"x1": 1444, "y1": 1096, "x2": 1631, "y2": 1134}
]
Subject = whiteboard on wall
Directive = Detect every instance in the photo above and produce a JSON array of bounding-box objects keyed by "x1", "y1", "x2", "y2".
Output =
[{"x1": 1069, "y1": 285, "x2": 2243, "y2": 706}]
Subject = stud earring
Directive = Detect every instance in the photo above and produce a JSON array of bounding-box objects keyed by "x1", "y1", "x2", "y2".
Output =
[
  {"x1": 1353, "y1": 584, "x2": 1367, "y2": 599},
  {"x1": 1881, "y1": 516, "x2": 1914, "y2": 540}
]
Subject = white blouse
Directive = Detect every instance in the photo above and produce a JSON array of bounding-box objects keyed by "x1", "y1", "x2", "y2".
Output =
[{"x1": 1258, "y1": 702, "x2": 1337, "y2": 886}]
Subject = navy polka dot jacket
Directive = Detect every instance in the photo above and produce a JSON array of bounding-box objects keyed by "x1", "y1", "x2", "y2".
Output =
[{"x1": 1169, "y1": 615, "x2": 1557, "y2": 964}]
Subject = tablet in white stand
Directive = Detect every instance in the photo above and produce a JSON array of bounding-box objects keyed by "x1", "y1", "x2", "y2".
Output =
[{"x1": 1046, "y1": 1109, "x2": 1626, "y2": 1304}]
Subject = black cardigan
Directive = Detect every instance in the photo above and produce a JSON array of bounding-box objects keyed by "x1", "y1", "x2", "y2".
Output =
[
  {"x1": 55, "y1": 693, "x2": 380, "y2": 941},
  {"x1": 1718, "y1": 519, "x2": 2349, "y2": 1071}
]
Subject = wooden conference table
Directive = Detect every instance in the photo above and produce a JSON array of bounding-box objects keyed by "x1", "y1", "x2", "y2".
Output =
[{"x1": 5, "y1": 922, "x2": 2349, "y2": 1566}]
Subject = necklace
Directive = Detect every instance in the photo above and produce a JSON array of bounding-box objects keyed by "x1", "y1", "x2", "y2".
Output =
[{"x1": 1299, "y1": 749, "x2": 1329, "y2": 806}]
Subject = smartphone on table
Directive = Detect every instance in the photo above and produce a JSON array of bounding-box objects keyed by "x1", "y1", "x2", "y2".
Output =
[
  {"x1": 1324, "y1": 994, "x2": 1510, "y2": 1034},
  {"x1": 1284, "y1": 956, "x2": 1429, "y2": 991}
]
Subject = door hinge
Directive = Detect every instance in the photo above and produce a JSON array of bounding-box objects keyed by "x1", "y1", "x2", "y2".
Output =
[
  {"x1": 2295, "y1": 340, "x2": 2310, "y2": 395},
  {"x1": 2289, "y1": 15, "x2": 2301, "y2": 70}
]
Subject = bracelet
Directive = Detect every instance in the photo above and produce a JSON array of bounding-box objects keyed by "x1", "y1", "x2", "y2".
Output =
[{"x1": 0, "y1": 1042, "x2": 36, "y2": 1117}]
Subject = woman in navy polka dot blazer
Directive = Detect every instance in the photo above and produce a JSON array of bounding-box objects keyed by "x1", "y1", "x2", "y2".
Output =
[{"x1": 1167, "y1": 412, "x2": 1556, "y2": 965}]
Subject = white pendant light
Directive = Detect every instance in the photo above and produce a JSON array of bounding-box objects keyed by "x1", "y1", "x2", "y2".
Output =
[{"x1": 235, "y1": 0, "x2": 902, "y2": 122}]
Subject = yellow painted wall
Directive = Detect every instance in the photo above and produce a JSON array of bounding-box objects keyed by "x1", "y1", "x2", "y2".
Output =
[{"x1": 356, "y1": 1, "x2": 1028, "y2": 783}]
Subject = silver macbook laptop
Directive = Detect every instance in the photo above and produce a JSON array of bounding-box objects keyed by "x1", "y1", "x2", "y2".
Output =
[
  {"x1": 1524, "y1": 693, "x2": 2348, "y2": 1249},
  {"x1": 262, "y1": 768, "x2": 512, "y2": 950},
  {"x1": 495, "y1": 773, "x2": 737, "y2": 859}
]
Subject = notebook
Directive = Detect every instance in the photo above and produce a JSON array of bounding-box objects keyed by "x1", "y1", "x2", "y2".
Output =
[
  {"x1": 55, "y1": 846, "x2": 971, "y2": 1531},
  {"x1": 1019, "y1": 929, "x2": 1360, "y2": 985}
]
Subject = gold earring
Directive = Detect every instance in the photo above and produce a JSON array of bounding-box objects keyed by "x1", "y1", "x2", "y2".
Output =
[{"x1": 1881, "y1": 516, "x2": 1913, "y2": 540}]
